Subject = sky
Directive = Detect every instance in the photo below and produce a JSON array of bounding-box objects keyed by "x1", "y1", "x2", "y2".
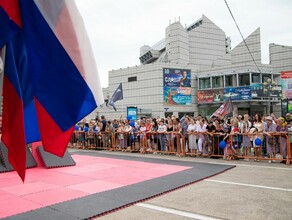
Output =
[{"x1": 75, "y1": 0, "x2": 292, "y2": 88}]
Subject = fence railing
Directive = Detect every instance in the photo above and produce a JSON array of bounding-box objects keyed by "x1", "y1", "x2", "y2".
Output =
[{"x1": 68, "y1": 131, "x2": 291, "y2": 165}]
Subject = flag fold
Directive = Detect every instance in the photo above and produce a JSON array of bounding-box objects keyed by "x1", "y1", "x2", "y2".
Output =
[
  {"x1": 211, "y1": 97, "x2": 233, "y2": 118},
  {"x1": 108, "y1": 83, "x2": 123, "y2": 111},
  {"x1": 0, "y1": 0, "x2": 103, "y2": 181}
]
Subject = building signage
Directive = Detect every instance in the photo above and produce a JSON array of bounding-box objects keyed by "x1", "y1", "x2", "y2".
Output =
[
  {"x1": 197, "y1": 89, "x2": 224, "y2": 103},
  {"x1": 223, "y1": 86, "x2": 251, "y2": 101},
  {"x1": 251, "y1": 83, "x2": 282, "y2": 98},
  {"x1": 127, "y1": 106, "x2": 137, "y2": 121},
  {"x1": 163, "y1": 68, "x2": 192, "y2": 105}
]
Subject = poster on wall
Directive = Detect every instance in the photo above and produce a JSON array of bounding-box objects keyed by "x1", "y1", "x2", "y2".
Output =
[
  {"x1": 281, "y1": 71, "x2": 292, "y2": 99},
  {"x1": 127, "y1": 106, "x2": 137, "y2": 121},
  {"x1": 163, "y1": 68, "x2": 192, "y2": 105}
]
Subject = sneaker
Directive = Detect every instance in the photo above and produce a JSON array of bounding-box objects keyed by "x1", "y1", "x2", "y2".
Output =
[{"x1": 268, "y1": 160, "x2": 272, "y2": 163}]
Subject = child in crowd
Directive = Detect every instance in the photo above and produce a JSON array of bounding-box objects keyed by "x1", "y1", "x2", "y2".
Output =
[
  {"x1": 139, "y1": 122, "x2": 147, "y2": 153},
  {"x1": 242, "y1": 120, "x2": 251, "y2": 160},
  {"x1": 117, "y1": 122, "x2": 125, "y2": 151}
]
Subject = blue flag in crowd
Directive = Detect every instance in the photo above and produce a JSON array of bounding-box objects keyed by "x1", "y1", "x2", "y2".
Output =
[{"x1": 108, "y1": 83, "x2": 123, "y2": 111}]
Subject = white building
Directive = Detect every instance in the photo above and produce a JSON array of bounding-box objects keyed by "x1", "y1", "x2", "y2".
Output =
[{"x1": 92, "y1": 15, "x2": 292, "y2": 120}]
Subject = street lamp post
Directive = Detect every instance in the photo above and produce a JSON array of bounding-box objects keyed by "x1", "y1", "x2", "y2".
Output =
[{"x1": 263, "y1": 78, "x2": 276, "y2": 114}]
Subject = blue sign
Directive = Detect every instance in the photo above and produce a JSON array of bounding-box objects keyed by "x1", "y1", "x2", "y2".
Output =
[
  {"x1": 223, "y1": 86, "x2": 251, "y2": 101},
  {"x1": 127, "y1": 106, "x2": 137, "y2": 121}
]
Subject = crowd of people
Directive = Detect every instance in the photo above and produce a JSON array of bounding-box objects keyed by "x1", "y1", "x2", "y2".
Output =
[{"x1": 71, "y1": 112, "x2": 292, "y2": 164}]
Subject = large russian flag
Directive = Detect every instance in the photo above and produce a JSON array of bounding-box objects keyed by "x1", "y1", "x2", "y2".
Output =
[{"x1": 0, "y1": 0, "x2": 103, "y2": 181}]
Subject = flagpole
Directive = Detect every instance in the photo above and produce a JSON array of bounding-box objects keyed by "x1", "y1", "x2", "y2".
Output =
[{"x1": 121, "y1": 99, "x2": 124, "y2": 119}]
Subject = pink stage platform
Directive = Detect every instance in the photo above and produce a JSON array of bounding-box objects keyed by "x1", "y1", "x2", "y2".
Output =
[{"x1": 0, "y1": 154, "x2": 191, "y2": 218}]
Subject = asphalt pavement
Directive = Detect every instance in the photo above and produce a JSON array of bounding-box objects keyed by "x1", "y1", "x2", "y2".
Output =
[{"x1": 89, "y1": 151, "x2": 292, "y2": 220}]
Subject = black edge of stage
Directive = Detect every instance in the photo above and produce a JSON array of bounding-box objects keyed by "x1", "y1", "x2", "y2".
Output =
[
  {"x1": 0, "y1": 143, "x2": 37, "y2": 173},
  {"x1": 3, "y1": 151, "x2": 235, "y2": 220},
  {"x1": 37, "y1": 146, "x2": 76, "y2": 168}
]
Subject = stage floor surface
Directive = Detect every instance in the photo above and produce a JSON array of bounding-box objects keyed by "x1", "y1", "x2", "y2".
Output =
[{"x1": 0, "y1": 150, "x2": 235, "y2": 220}]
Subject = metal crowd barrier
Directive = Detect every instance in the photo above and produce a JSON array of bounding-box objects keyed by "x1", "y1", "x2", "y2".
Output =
[{"x1": 68, "y1": 130, "x2": 291, "y2": 165}]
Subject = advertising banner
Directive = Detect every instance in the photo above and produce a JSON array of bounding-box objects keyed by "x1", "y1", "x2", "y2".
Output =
[
  {"x1": 223, "y1": 86, "x2": 251, "y2": 101},
  {"x1": 127, "y1": 106, "x2": 137, "y2": 121},
  {"x1": 281, "y1": 71, "x2": 292, "y2": 99},
  {"x1": 251, "y1": 83, "x2": 282, "y2": 98},
  {"x1": 163, "y1": 68, "x2": 192, "y2": 105},
  {"x1": 197, "y1": 89, "x2": 224, "y2": 103}
]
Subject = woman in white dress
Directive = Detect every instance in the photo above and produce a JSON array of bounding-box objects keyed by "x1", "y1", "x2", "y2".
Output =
[
  {"x1": 196, "y1": 118, "x2": 206, "y2": 155},
  {"x1": 187, "y1": 118, "x2": 197, "y2": 156},
  {"x1": 253, "y1": 113, "x2": 264, "y2": 161}
]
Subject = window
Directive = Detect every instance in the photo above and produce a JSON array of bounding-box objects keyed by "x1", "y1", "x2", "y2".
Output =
[
  {"x1": 262, "y1": 74, "x2": 271, "y2": 83},
  {"x1": 225, "y1": 75, "x2": 233, "y2": 87},
  {"x1": 199, "y1": 77, "x2": 210, "y2": 89},
  {"x1": 252, "y1": 73, "x2": 260, "y2": 83},
  {"x1": 128, "y1": 76, "x2": 137, "y2": 82},
  {"x1": 212, "y1": 76, "x2": 222, "y2": 88},
  {"x1": 239, "y1": 74, "x2": 250, "y2": 86}
]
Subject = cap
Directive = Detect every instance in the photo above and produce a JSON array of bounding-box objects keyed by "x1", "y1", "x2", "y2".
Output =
[
  {"x1": 238, "y1": 115, "x2": 242, "y2": 118},
  {"x1": 265, "y1": 116, "x2": 273, "y2": 121}
]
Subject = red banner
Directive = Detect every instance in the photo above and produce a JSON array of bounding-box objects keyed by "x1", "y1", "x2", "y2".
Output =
[
  {"x1": 197, "y1": 89, "x2": 223, "y2": 103},
  {"x1": 281, "y1": 71, "x2": 292, "y2": 79}
]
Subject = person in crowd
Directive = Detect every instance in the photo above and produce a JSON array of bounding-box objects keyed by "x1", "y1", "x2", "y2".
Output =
[
  {"x1": 222, "y1": 117, "x2": 231, "y2": 133},
  {"x1": 242, "y1": 119, "x2": 251, "y2": 160},
  {"x1": 213, "y1": 119, "x2": 225, "y2": 156},
  {"x1": 263, "y1": 116, "x2": 276, "y2": 163},
  {"x1": 139, "y1": 122, "x2": 147, "y2": 153},
  {"x1": 124, "y1": 121, "x2": 132, "y2": 151},
  {"x1": 105, "y1": 121, "x2": 115, "y2": 149},
  {"x1": 84, "y1": 121, "x2": 96, "y2": 149},
  {"x1": 101, "y1": 115, "x2": 107, "y2": 132},
  {"x1": 196, "y1": 118, "x2": 206, "y2": 156},
  {"x1": 117, "y1": 122, "x2": 126, "y2": 151},
  {"x1": 112, "y1": 119, "x2": 119, "y2": 131},
  {"x1": 236, "y1": 115, "x2": 243, "y2": 150},
  {"x1": 187, "y1": 118, "x2": 198, "y2": 156},
  {"x1": 241, "y1": 114, "x2": 251, "y2": 160},
  {"x1": 276, "y1": 117, "x2": 288, "y2": 163},
  {"x1": 145, "y1": 118, "x2": 153, "y2": 152},
  {"x1": 205, "y1": 120, "x2": 216, "y2": 156},
  {"x1": 157, "y1": 119, "x2": 167, "y2": 152},
  {"x1": 166, "y1": 119, "x2": 174, "y2": 153},
  {"x1": 181, "y1": 117, "x2": 189, "y2": 154},
  {"x1": 225, "y1": 120, "x2": 240, "y2": 160},
  {"x1": 285, "y1": 113, "x2": 292, "y2": 124},
  {"x1": 253, "y1": 113, "x2": 264, "y2": 161},
  {"x1": 173, "y1": 118, "x2": 182, "y2": 156},
  {"x1": 151, "y1": 118, "x2": 159, "y2": 153},
  {"x1": 130, "y1": 122, "x2": 138, "y2": 151},
  {"x1": 270, "y1": 113, "x2": 277, "y2": 124}
]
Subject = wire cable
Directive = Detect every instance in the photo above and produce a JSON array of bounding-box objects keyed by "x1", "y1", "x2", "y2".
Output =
[{"x1": 224, "y1": 0, "x2": 262, "y2": 73}]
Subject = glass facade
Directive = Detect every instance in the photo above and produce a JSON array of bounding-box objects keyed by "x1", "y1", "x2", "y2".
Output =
[
  {"x1": 199, "y1": 77, "x2": 211, "y2": 89},
  {"x1": 239, "y1": 73, "x2": 250, "y2": 86},
  {"x1": 225, "y1": 75, "x2": 234, "y2": 87},
  {"x1": 212, "y1": 76, "x2": 222, "y2": 88}
]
